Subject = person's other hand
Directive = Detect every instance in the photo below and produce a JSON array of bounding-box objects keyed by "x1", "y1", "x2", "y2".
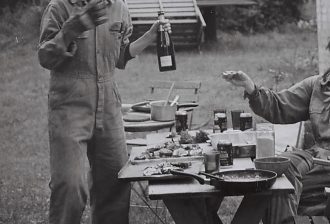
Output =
[
  {"x1": 81, "y1": 0, "x2": 108, "y2": 28},
  {"x1": 222, "y1": 70, "x2": 255, "y2": 94},
  {"x1": 147, "y1": 19, "x2": 172, "y2": 41}
]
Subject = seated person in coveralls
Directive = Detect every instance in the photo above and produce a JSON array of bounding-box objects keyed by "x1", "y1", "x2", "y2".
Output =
[{"x1": 37, "y1": 0, "x2": 171, "y2": 223}]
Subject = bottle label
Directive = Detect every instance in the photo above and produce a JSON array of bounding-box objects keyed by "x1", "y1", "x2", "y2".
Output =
[{"x1": 160, "y1": 55, "x2": 172, "y2": 67}]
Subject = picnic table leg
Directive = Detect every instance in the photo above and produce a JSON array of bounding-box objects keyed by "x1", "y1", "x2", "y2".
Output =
[
  {"x1": 163, "y1": 195, "x2": 224, "y2": 224},
  {"x1": 231, "y1": 194, "x2": 272, "y2": 224}
]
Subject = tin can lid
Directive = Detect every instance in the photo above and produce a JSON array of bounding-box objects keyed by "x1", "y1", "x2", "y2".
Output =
[
  {"x1": 215, "y1": 113, "x2": 226, "y2": 118},
  {"x1": 217, "y1": 140, "x2": 232, "y2": 145},
  {"x1": 240, "y1": 112, "x2": 252, "y2": 118}
]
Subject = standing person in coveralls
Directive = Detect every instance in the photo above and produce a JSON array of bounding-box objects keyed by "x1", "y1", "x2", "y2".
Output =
[{"x1": 38, "y1": 0, "x2": 171, "y2": 223}]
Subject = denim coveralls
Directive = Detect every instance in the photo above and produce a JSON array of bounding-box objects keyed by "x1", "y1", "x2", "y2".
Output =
[
  {"x1": 38, "y1": 0, "x2": 133, "y2": 223},
  {"x1": 246, "y1": 74, "x2": 330, "y2": 223}
]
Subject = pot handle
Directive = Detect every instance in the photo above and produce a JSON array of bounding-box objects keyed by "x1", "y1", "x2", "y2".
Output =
[
  {"x1": 177, "y1": 103, "x2": 199, "y2": 109},
  {"x1": 170, "y1": 170, "x2": 205, "y2": 184}
]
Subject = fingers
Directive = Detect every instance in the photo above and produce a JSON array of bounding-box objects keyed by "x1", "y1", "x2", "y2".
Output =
[
  {"x1": 158, "y1": 19, "x2": 172, "y2": 33},
  {"x1": 222, "y1": 71, "x2": 238, "y2": 81},
  {"x1": 85, "y1": 0, "x2": 108, "y2": 26}
]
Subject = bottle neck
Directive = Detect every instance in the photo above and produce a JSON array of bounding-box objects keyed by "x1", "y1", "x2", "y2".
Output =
[{"x1": 158, "y1": 14, "x2": 165, "y2": 32}]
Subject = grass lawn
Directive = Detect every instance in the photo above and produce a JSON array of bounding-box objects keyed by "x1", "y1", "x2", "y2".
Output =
[{"x1": 0, "y1": 27, "x2": 318, "y2": 224}]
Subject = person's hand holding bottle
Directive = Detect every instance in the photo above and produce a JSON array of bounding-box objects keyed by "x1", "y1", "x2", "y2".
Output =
[
  {"x1": 146, "y1": 19, "x2": 172, "y2": 42},
  {"x1": 222, "y1": 71, "x2": 256, "y2": 94}
]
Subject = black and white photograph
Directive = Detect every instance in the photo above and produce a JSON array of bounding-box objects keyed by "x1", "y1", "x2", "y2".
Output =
[{"x1": 1, "y1": 0, "x2": 330, "y2": 223}]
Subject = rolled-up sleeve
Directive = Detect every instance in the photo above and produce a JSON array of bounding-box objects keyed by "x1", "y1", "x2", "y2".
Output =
[
  {"x1": 116, "y1": 9, "x2": 134, "y2": 69},
  {"x1": 246, "y1": 76, "x2": 316, "y2": 124},
  {"x1": 38, "y1": 4, "x2": 85, "y2": 70}
]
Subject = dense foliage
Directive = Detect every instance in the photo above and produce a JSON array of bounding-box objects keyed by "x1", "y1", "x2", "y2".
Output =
[{"x1": 217, "y1": 0, "x2": 308, "y2": 33}]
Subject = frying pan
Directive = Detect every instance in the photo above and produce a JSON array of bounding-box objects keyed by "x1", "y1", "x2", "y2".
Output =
[{"x1": 170, "y1": 169, "x2": 277, "y2": 195}]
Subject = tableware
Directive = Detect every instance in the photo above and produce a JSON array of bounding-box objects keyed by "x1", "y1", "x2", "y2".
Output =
[
  {"x1": 131, "y1": 101, "x2": 198, "y2": 113},
  {"x1": 118, "y1": 157, "x2": 204, "y2": 181},
  {"x1": 164, "y1": 82, "x2": 175, "y2": 106},
  {"x1": 208, "y1": 131, "x2": 256, "y2": 149},
  {"x1": 170, "y1": 169, "x2": 277, "y2": 195},
  {"x1": 203, "y1": 150, "x2": 220, "y2": 173},
  {"x1": 123, "y1": 113, "x2": 150, "y2": 122},
  {"x1": 254, "y1": 156, "x2": 290, "y2": 176},
  {"x1": 170, "y1": 95, "x2": 180, "y2": 106},
  {"x1": 256, "y1": 123, "x2": 275, "y2": 158},
  {"x1": 150, "y1": 100, "x2": 177, "y2": 121},
  {"x1": 231, "y1": 109, "x2": 244, "y2": 130}
]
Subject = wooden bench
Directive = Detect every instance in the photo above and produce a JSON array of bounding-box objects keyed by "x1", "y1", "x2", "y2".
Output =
[{"x1": 126, "y1": 0, "x2": 206, "y2": 48}]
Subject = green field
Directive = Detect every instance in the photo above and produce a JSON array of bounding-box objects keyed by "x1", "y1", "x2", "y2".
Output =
[{"x1": 0, "y1": 26, "x2": 318, "y2": 223}]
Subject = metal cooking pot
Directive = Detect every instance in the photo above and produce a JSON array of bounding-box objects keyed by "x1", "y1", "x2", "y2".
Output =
[
  {"x1": 150, "y1": 100, "x2": 177, "y2": 121},
  {"x1": 149, "y1": 100, "x2": 199, "y2": 122},
  {"x1": 170, "y1": 169, "x2": 277, "y2": 195}
]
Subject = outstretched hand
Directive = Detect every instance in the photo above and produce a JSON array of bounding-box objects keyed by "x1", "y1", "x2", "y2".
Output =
[{"x1": 222, "y1": 71, "x2": 256, "y2": 94}]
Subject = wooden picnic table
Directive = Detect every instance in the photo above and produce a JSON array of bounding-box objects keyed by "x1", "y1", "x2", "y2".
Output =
[
  {"x1": 148, "y1": 157, "x2": 294, "y2": 224},
  {"x1": 120, "y1": 130, "x2": 295, "y2": 224}
]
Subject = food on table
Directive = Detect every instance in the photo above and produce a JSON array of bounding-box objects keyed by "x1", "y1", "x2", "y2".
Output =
[
  {"x1": 179, "y1": 130, "x2": 210, "y2": 144},
  {"x1": 195, "y1": 130, "x2": 210, "y2": 143},
  {"x1": 143, "y1": 161, "x2": 191, "y2": 176},
  {"x1": 159, "y1": 148, "x2": 173, "y2": 157},
  {"x1": 172, "y1": 147, "x2": 189, "y2": 157},
  {"x1": 134, "y1": 141, "x2": 203, "y2": 161},
  {"x1": 179, "y1": 131, "x2": 194, "y2": 144}
]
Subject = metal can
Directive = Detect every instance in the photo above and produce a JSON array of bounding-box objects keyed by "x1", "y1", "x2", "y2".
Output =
[
  {"x1": 216, "y1": 113, "x2": 227, "y2": 132},
  {"x1": 240, "y1": 113, "x2": 253, "y2": 131},
  {"x1": 217, "y1": 140, "x2": 233, "y2": 167},
  {"x1": 175, "y1": 110, "x2": 188, "y2": 133},
  {"x1": 203, "y1": 150, "x2": 220, "y2": 173}
]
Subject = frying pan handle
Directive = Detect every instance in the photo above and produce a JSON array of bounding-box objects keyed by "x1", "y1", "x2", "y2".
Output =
[
  {"x1": 170, "y1": 170, "x2": 205, "y2": 184},
  {"x1": 198, "y1": 171, "x2": 224, "y2": 181}
]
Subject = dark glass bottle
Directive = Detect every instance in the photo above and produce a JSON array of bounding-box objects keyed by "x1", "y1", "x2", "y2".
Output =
[{"x1": 157, "y1": 11, "x2": 176, "y2": 72}]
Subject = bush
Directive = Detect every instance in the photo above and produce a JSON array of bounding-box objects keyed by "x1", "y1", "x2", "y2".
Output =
[{"x1": 217, "y1": 0, "x2": 308, "y2": 33}]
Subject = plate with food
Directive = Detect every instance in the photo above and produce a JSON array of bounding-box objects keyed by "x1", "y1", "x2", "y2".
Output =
[
  {"x1": 130, "y1": 141, "x2": 208, "y2": 164},
  {"x1": 118, "y1": 158, "x2": 203, "y2": 181}
]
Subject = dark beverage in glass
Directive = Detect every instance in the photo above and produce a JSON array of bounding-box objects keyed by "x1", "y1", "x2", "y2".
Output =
[
  {"x1": 240, "y1": 113, "x2": 253, "y2": 131},
  {"x1": 157, "y1": 11, "x2": 176, "y2": 72},
  {"x1": 217, "y1": 113, "x2": 227, "y2": 132},
  {"x1": 231, "y1": 109, "x2": 244, "y2": 130},
  {"x1": 175, "y1": 110, "x2": 188, "y2": 133}
]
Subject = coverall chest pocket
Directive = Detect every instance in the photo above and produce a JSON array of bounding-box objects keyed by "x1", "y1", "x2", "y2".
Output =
[
  {"x1": 74, "y1": 30, "x2": 91, "y2": 64},
  {"x1": 309, "y1": 101, "x2": 324, "y2": 139},
  {"x1": 108, "y1": 21, "x2": 123, "y2": 62}
]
